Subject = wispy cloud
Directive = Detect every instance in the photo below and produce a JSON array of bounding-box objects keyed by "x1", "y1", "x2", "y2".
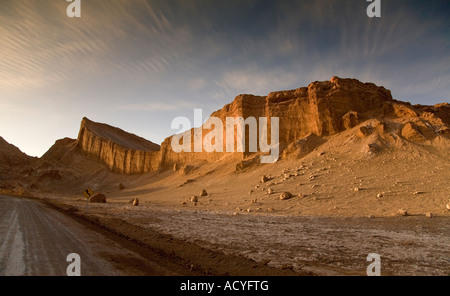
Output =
[{"x1": 217, "y1": 67, "x2": 299, "y2": 96}]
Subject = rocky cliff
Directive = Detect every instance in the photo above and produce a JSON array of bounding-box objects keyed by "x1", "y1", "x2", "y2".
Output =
[
  {"x1": 76, "y1": 117, "x2": 160, "y2": 174},
  {"x1": 73, "y1": 77, "x2": 450, "y2": 174}
]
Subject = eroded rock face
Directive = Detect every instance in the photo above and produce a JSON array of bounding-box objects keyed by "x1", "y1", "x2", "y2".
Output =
[
  {"x1": 73, "y1": 77, "x2": 449, "y2": 174},
  {"x1": 76, "y1": 117, "x2": 160, "y2": 174}
]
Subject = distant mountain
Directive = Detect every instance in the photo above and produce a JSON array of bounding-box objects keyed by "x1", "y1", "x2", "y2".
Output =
[{"x1": 0, "y1": 136, "x2": 35, "y2": 167}]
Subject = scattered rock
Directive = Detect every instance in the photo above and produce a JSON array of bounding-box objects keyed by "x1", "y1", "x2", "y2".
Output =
[
  {"x1": 190, "y1": 196, "x2": 198, "y2": 203},
  {"x1": 132, "y1": 198, "x2": 139, "y2": 206},
  {"x1": 119, "y1": 183, "x2": 125, "y2": 190},
  {"x1": 90, "y1": 193, "x2": 106, "y2": 203},
  {"x1": 247, "y1": 208, "x2": 252, "y2": 213},
  {"x1": 236, "y1": 207, "x2": 242, "y2": 212},
  {"x1": 425, "y1": 212, "x2": 433, "y2": 218},
  {"x1": 267, "y1": 208, "x2": 274, "y2": 212},
  {"x1": 200, "y1": 189, "x2": 208, "y2": 197},
  {"x1": 252, "y1": 198, "x2": 258, "y2": 204},
  {"x1": 397, "y1": 209, "x2": 408, "y2": 216},
  {"x1": 377, "y1": 193, "x2": 383, "y2": 198},
  {"x1": 280, "y1": 192, "x2": 294, "y2": 200},
  {"x1": 413, "y1": 191, "x2": 423, "y2": 195},
  {"x1": 248, "y1": 190, "x2": 253, "y2": 195},
  {"x1": 354, "y1": 187, "x2": 360, "y2": 192},
  {"x1": 446, "y1": 203, "x2": 450, "y2": 211},
  {"x1": 260, "y1": 175, "x2": 270, "y2": 183},
  {"x1": 267, "y1": 188, "x2": 273, "y2": 195}
]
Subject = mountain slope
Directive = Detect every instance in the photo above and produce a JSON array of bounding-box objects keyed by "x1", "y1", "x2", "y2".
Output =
[{"x1": 0, "y1": 136, "x2": 35, "y2": 167}]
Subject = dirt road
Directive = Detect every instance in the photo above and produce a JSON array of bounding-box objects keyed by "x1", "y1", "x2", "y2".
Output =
[{"x1": 0, "y1": 195, "x2": 179, "y2": 276}]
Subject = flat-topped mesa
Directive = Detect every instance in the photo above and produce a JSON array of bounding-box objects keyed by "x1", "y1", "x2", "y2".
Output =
[{"x1": 77, "y1": 117, "x2": 161, "y2": 174}]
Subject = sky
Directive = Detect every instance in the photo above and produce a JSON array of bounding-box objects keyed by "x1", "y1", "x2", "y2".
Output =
[{"x1": 0, "y1": 0, "x2": 449, "y2": 157}]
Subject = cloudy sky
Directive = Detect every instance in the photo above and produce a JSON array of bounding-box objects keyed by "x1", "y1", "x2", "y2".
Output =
[{"x1": 0, "y1": 0, "x2": 449, "y2": 157}]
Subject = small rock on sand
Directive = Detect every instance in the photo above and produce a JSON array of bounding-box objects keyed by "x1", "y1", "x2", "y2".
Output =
[
  {"x1": 425, "y1": 212, "x2": 433, "y2": 218},
  {"x1": 200, "y1": 189, "x2": 208, "y2": 197},
  {"x1": 132, "y1": 198, "x2": 139, "y2": 206},
  {"x1": 260, "y1": 175, "x2": 270, "y2": 183},
  {"x1": 280, "y1": 192, "x2": 294, "y2": 200},
  {"x1": 190, "y1": 196, "x2": 198, "y2": 203},
  {"x1": 397, "y1": 209, "x2": 408, "y2": 216}
]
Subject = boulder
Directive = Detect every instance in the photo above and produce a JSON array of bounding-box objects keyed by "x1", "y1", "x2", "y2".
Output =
[
  {"x1": 260, "y1": 175, "x2": 270, "y2": 183},
  {"x1": 397, "y1": 209, "x2": 408, "y2": 216},
  {"x1": 90, "y1": 193, "x2": 106, "y2": 203},
  {"x1": 280, "y1": 192, "x2": 294, "y2": 200}
]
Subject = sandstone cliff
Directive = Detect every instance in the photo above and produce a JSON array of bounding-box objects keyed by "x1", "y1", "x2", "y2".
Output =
[
  {"x1": 72, "y1": 77, "x2": 449, "y2": 174},
  {"x1": 159, "y1": 77, "x2": 449, "y2": 168},
  {"x1": 76, "y1": 117, "x2": 160, "y2": 174}
]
